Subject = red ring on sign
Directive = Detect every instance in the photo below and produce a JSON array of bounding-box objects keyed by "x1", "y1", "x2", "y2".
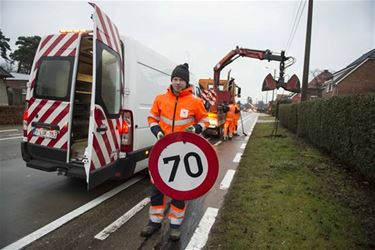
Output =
[{"x1": 148, "y1": 132, "x2": 219, "y2": 200}]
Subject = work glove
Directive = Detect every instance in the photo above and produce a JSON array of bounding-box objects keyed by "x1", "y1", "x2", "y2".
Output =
[
  {"x1": 185, "y1": 124, "x2": 203, "y2": 134},
  {"x1": 157, "y1": 131, "x2": 164, "y2": 140},
  {"x1": 150, "y1": 125, "x2": 164, "y2": 140},
  {"x1": 185, "y1": 125, "x2": 196, "y2": 133}
]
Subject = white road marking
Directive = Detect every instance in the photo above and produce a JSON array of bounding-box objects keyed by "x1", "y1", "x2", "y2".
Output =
[
  {"x1": 1, "y1": 176, "x2": 144, "y2": 250},
  {"x1": 248, "y1": 114, "x2": 259, "y2": 135},
  {"x1": 213, "y1": 140, "x2": 222, "y2": 146},
  {"x1": 220, "y1": 169, "x2": 236, "y2": 190},
  {"x1": 0, "y1": 129, "x2": 18, "y2": 133},
  {"x1": 0, "y1": 136, "x2": 23, "y2": 141},
  {"x1": 95, "y1": 197, "x2": 150, "y2": 240},
  {"x1": 240, "y1": 143, "x2": 246, "y2": 149},
  {"x1": 185, "y1": 207, "x2": 219, "y2": 250},
  {"x1": 233, "y1": 153, "x2": 242, "y2": 163},
  {"x1": 8, "y1": 133, "x2": 22, "y2": 136}
]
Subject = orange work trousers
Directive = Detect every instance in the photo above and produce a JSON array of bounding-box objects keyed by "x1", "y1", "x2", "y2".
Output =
[{"x1": 224, "y1": 119, "x2": 235, "y2": 137}]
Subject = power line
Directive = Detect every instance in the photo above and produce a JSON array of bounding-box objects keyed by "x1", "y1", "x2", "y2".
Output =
[
  {"x1": 284, "y1": 0, "x2": 303, "y2": 51},
  {"x1": 285, "y1": 0, "x2": 307, "y2": 52}
]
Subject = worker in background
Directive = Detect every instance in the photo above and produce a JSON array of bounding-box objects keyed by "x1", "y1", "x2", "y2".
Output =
[
  {"x1": 233, "y1": 102, "x2": 241, "y2": 136},
  {"x1": 142, "y1": 63, "x2": 209, "y2": 241},
  {"x1": 223, "y1": 100, "x2": 236, "y2": 140}
]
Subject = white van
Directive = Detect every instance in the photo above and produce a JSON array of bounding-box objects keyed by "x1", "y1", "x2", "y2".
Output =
[{"x1": 21, "y1": 3, "x2": 196, "y2": 189}]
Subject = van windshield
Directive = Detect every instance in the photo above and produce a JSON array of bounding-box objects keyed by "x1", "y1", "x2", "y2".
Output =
[{"x1": 35, "y1": 58, "x2": 72, "y2": 99}]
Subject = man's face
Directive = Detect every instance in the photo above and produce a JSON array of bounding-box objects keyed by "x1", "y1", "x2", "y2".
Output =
[{"x1": 171, "y1": 77, "x2": 187, "y2": 94}]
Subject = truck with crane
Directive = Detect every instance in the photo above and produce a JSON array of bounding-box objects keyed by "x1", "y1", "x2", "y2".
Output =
[{"x1": 199, "y1": 46, "x2": 300, "y2": 138}]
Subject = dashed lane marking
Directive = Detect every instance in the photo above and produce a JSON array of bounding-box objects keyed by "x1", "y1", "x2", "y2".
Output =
[
  {"x1": 0, "y1": 129, "x2": 18, "y2": 133},
  {"x1": 220, "y1": 169, "x2": 236, "y2": 190},
  {"x1": 0, "y1": 136, "x2": 22, "y2": 141},
  {"x1": 233, "y1": 153, "x2": 242, "y2": 163},
  {"x1": 8, "y1": 133, "x2": 22, "y2": 137},
  {"x1": 185, "y1": 207, "x2": 219, "y2": 250},
  {"x1": 1, "y1": 176, "x2": 144, "y2": 250},
  {"x1": 213, "y1": 140, "x2": 222, "y2": 146},
  {"x1": 95, "y1": 197, "x2": 150, "y2": 240}
]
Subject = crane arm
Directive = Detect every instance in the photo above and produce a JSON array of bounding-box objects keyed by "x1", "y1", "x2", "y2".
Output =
[{"x1": 213, "y1": 46, "x2": 291, "y2": 89}]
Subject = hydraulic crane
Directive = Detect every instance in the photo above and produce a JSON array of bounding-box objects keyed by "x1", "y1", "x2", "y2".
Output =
[{"x1": 200, "y1": 46, "x2": 300, "y2": 138}]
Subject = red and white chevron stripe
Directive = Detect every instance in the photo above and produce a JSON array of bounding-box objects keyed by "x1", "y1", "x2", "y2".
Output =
[
  {"x1": 28, "y1": 33, "x2": 79, "y2": 93},
  {"x1": 87, "y1": 4, "x2": 124, "y2": 171},
  {"x1": 24, "y1": 33, "x2": 79, "y2": 149},
  {"x1": 90, "y1": 3, "x2": 124, "y2": 94},
  {"x1": 26, "y1": 98, "x2": 70, "y2": 150},
  {"x1": 201, "y1": 89, "x2": 217, "y2": 106},
  {"x1": 90, "y1": 3, "x2": 122, "y2": 57},
  {"x1": 89, "y1": 105, "x2": 122, "y2": 171}
]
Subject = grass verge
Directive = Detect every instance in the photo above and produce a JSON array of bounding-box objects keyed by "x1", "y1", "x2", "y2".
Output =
[{"x1": 205, "y1": 123, "x2": 375, "y2": 249}]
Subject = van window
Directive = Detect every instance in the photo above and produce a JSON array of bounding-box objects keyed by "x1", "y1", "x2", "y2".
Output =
[
  {"x1": 100, "y1": 48, "x2": 121, "y2": 115},
  {"x1": 35, "y1": 59, "x2": 72, "y2": 99}
]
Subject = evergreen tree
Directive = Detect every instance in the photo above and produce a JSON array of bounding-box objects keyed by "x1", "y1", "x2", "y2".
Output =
[
  {"x1": 10, "y1": 36, "x2": 41, "y2": 74},
  {"x1": 0, "y1": 29, "x2": 11, "y2": 61}
]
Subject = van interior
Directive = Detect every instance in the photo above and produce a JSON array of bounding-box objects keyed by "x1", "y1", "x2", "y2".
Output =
[{"x1": 70, "y1": 35, "x2": 93, "y2": 162}]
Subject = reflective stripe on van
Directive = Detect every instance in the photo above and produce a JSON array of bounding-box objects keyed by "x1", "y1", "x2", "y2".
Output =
[{"x1": 26, "y1": 98, "x2": 70, "y2": 150}]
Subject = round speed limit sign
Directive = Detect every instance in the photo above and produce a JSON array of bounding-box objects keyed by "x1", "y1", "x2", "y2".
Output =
[{"x1": 148, "y1": 132, "x2": 219, "y2": 200}]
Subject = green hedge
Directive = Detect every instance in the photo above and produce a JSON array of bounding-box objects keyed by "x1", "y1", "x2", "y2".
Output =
[
  {"x1": 279, "y1": 95, "x2": 375, "y2": 181},
  {"x1": 278, "y1": 103, "x2": 298, "y2": 133}
]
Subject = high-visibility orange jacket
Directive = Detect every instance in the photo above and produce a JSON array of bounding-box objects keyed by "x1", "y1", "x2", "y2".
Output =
[
  {"x1": 148, "y1": 86, "x2": 209, "y2": 135},
  {"x1": 226, "y1": 104, "x2": 236, "y2": 120},
  {"x1": 234, "y1": 104, "x2": 240, "y2": 121}
]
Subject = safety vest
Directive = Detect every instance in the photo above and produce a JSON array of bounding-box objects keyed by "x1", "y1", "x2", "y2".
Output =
[
  {"x1": 148, "y1": 86, "x2": 209, "y2": 135},
  {"x1": 226, "y1": 103, "x2": 236, "y2": 121}
]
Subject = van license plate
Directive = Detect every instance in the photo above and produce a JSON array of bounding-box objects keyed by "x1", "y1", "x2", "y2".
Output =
[{"x1": 33, "y1": 128, "x2": 58, "y2": 139}]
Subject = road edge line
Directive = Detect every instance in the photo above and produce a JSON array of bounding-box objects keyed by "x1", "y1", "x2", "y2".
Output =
[
  {"x1": 94, "y1": 197, "x2": 150, "y2": 240},
  {"x1": 1, "y1": 176, "x2": 144, "y2": 250},
  {"x1": 185, "y1": 207, "x2": 219, "y2": 250}
]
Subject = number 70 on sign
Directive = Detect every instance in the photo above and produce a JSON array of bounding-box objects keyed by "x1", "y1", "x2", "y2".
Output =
[{"x1": 148, "y1": 132, "x2": 219, "y2": 200}]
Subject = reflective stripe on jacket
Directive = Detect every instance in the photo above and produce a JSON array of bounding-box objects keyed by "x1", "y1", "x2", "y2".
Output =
[{"x1": 147, "y1": 86, "x2": 209, "y2": 135}]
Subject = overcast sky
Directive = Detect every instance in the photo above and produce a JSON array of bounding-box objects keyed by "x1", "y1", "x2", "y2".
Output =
[{"x1": 1, "y1": 0, "x2": 374, "y2": 103}]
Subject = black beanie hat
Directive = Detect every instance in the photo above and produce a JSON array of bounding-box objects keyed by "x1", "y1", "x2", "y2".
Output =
[{"x1": 171, "y1": 63, "x2": 190, "y2": 83}]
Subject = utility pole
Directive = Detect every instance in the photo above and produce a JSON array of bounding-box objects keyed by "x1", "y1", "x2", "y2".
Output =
[
  {"x1": 301, "y1": 0, "x2": 313, "y2": 102},
  {"x1": 272, "y1": 68, "x2": 276, "y2": 102}
]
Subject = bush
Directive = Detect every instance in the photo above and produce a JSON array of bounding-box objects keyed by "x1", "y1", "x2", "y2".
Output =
[
  {"x1": 278, "y1": 95, "x2": 375, "y2": 181},
  {"x1": 278, "y1": 103, "x2": 298, "y2": 133},
  {"x1": 0, "y1": 105, "x2": 24, "y2": 124}
]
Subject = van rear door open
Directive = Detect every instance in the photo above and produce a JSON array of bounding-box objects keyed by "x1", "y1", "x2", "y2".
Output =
[
  {"x1": 84, "y1": 3, "x2": 123, "y2": 189},
  {"x1": 23, "y1": 33, "x2": 80, "y2": 167}
]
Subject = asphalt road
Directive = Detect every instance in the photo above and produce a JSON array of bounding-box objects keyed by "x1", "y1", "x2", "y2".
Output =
[{"x1": 0, "y1": 112, "x2": 258, "y2": 250}]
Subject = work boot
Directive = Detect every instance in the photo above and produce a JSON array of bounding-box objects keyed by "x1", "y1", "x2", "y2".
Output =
[
  {"x1": 229, "y1": 136, "x2": 233, "y2": 140},
  {"x1": 223, "y1": 136, "x2": 228, "y2": 141},
  {"x1": 140, "y1": 222, "x2": 161, "y2": 237},
  {"x1": 170, "y1": 227, "x2": 181, "y2": 241}
]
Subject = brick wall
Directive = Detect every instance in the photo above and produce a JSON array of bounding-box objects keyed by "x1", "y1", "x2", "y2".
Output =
[
  {"x1": 0, "y1": 106, "x2": 24, "y2": 124},
  {"x1": 337, "y1": 59, "x2": 375, "y2": 95}
]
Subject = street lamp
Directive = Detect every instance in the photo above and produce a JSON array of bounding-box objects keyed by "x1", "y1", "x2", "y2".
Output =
[{"x1": 264, "y1": 66, "x2": 277, "y2": 102}]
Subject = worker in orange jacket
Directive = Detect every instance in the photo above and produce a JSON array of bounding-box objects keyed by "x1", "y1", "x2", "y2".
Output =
[
  {"x1": 223, "y1": 101, "x2": 236, "y2": 140},
  {"x1": 141, "y1": 63, "x2": 209, "y2": 241}
]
